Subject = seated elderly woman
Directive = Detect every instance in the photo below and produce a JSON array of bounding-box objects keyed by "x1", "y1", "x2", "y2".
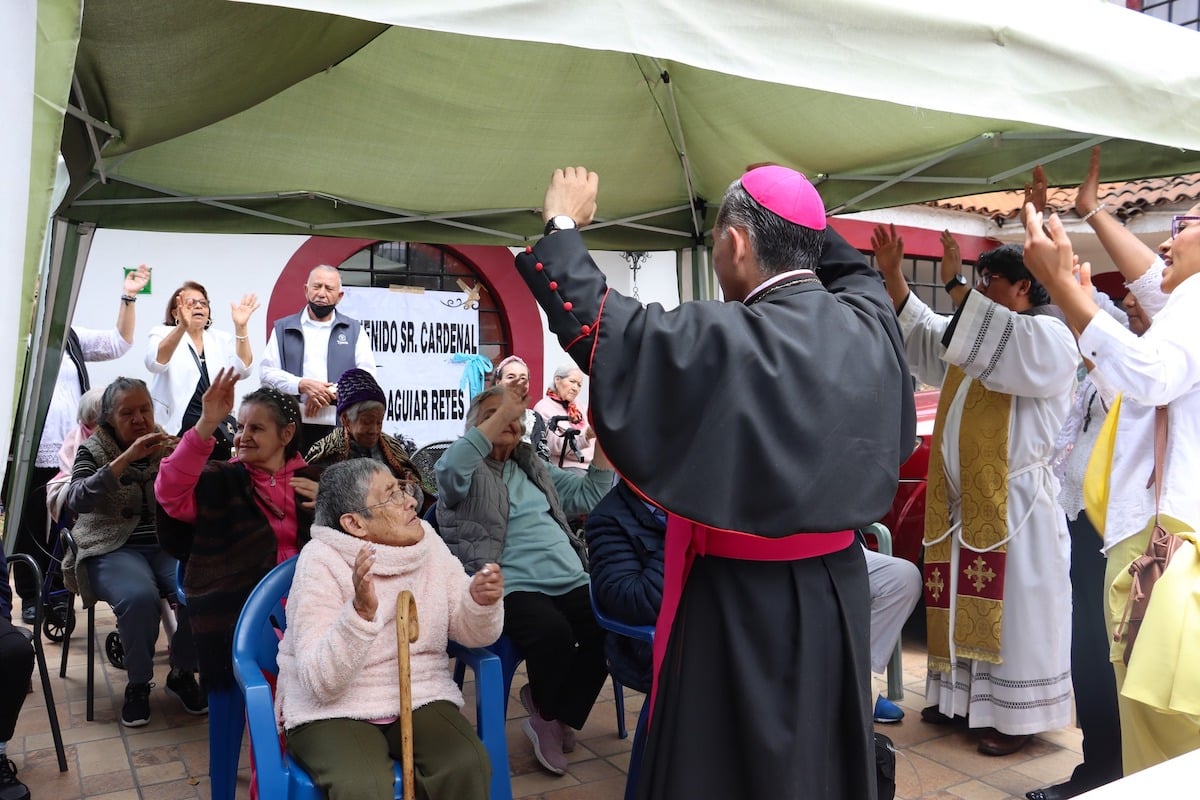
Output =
[
  {"x1": 276, "y1": 459, "x2": 504, "y2": 800},
  {"x1": 492, "y1": 355, "x2": 549, "y2": 460},
  {"x1": 46, "y1": 386, "x2": 104, "y2": 523},
  {"x1": 306, "y1": 368, "x2": 423, "y2": 501},
  {"x1": 436, "y1": 385, "x2": 615, "y2": 776},
  {"x1": 156, "y1": 368, "x2": 320, "y2": 692},
  {"x1": 62, "y1": 377, "x2": 206, "y2": 728},
  {"x1": 533, "y1": 364, "x2": 595, "y2": 471}
]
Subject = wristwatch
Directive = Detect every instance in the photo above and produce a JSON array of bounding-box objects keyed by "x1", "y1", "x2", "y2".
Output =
[
  {"x1": 944, "y1": 274, "x2": 968, "y2": 293},
  {"x1": 544, "y1": 215, "x2": 577, "y2": 236}
]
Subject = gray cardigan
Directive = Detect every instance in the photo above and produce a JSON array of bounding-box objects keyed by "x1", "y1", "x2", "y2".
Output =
[
  {"x1": 62, "y1": 424, "x2": 166, "y2": 606},
  {"x1": 435, "y1": 427, "x2": 612, "y2": 573}
]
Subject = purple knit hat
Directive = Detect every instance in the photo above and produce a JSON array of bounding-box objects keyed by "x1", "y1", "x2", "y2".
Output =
[{"x1": 335, "y1": 368, "x2": 386, "y2": 417}]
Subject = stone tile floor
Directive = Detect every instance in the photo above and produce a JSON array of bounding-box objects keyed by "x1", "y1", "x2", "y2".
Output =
[{"x1": 10, "y1": 600, "x2": 1081, "y2": 799}]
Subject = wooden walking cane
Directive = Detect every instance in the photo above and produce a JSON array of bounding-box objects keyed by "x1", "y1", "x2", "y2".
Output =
[{"x1": 396, "y1": 590, "x2": 419, "y2": 799}]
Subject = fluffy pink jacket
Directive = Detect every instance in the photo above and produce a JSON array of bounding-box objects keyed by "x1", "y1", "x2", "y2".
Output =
[{"x1": 275, "y1": 523, "x2": 503, "y2": 731}]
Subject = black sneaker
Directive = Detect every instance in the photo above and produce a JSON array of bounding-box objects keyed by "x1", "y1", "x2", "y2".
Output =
[
  {"x1": 19, "y1": 606, "x2": 34, "y2": 626},
  {"x1": 165, "y1": 668, "x2": 208, "y2": 715},
  {"x1": 0, "y1": 754, "x2": 30, "y2": 800},
  {"x1": 121, "y1": 682, "x2": 153, "y2": 728}
]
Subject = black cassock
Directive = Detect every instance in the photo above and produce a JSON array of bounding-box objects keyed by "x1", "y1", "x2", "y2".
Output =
[{"x1": 516, "y1": 228, "x2": 914, "y2": 799}]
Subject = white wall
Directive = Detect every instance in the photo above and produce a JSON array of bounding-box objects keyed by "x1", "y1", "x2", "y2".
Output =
[
  {"x1": 77, "y1": 230, "x2": 682, "y2": 420},
  {"x1": 76, "y1": 229, "x2": 309, "y2": 409},
  {"x1": 533, "y1": 250, "x2": 679, "y2": 411}
]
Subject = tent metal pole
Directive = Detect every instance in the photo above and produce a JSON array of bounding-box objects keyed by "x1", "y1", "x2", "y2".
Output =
[
  {"x1": 4, "y1": 221, "x2": 92, "y2": 556},
  {"x1": 71, "y1": 75, "x2": 114, "y2": 184},
  {"x1": 982, "y1": 135, "x2": 1109, "y2": 184},
  {"x1": 825, "y1": 133, "x2": 1000, "y2": 212},
  {"x1": 649, "y1": 59, "x2": 704, "y2": 242}
]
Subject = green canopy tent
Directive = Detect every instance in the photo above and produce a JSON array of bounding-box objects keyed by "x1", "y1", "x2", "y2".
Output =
[{"x1": 8, "y1": 0, "x2": 1200, "y2": 544}]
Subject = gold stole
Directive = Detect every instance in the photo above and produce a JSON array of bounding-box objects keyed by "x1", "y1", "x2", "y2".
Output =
[{"x1": 923, "y1": 365, "x2": 1011, "y2": 672}]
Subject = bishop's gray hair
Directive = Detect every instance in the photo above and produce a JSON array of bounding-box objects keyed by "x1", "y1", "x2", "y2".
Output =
[{"x1": 714, "y1": 179, "x2": 825, "y2": 277}]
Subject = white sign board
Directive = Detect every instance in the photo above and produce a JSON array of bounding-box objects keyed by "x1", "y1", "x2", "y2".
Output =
[{"x1": 339, "y1": 287, "x2": 479, "y2": 448}]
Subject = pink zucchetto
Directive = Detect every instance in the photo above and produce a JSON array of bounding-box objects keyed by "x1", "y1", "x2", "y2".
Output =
[{"x1": 741, "y1": 165, "x2": 827, "y2": 231}]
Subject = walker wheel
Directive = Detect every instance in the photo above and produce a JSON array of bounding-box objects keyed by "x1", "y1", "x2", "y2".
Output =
[
  {"x1": 41, "y1": 602, "x2": 75, "y2": 643},
  {"x1": 105, "y1": 631, "x2": 125, "y2": 669}
]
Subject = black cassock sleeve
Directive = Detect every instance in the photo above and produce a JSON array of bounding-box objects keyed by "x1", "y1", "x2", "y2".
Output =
[{"x1": 515, "y1": 229, "x2": 915, "y2": 537}]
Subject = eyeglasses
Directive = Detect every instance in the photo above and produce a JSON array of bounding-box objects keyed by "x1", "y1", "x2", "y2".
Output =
[
  {"x1": 182, "y1": 298, "x2": 210, "y2": 309},
  {"x1": 976, "y1": 272, "x2": 1008, "y2": 289},
  {"x1": 353, "y1": 481, "x2": 420, "y2": 514},
  {"x1": 1171, "y1": 215, "x2": 1200, "y2": 240}
]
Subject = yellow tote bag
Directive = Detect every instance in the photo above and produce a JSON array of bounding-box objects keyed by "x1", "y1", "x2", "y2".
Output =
[{"x1": 1083, "y1": 393, "x2": 1122, "y2": 534}]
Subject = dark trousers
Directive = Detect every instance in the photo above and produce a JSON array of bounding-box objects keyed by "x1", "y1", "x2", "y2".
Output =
[
  {"x1": 286, "y1": 701, "x2": 489, "y2": 800},
  {"x1": 13, "y1": 467, "x2": 58, "y2": 607},
  {"x1": 85, "y1": 543, "x2": 198, "y2": 685},
  {"x1": 0, "y1": 619, "x2": 35, "y2": 741},
  {"x1": 503, "y1": 585, "x2": 609, "y2": 730},
  {"x1": 1068, "y1": 513, "x2": 1122, "y2": 786}
]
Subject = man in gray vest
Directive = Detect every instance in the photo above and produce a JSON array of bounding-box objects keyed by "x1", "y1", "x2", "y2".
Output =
[{"x1": 260, "y1": 265, "x2": 376, "y2": 449}]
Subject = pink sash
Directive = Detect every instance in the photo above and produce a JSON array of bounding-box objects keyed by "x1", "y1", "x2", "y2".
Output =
[{"x1": 649, "y1": 516, "x2": 854, "y2": 721}]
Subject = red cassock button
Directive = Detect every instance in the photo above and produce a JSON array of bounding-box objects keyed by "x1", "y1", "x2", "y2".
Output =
[
  {"x1": 580, "y1": 324, "x2": 591, "y2": 334},
  {"x1": 535, "y1": 262, "x2": 544, "y2": 272},
  {"x1": 548, "y1": 281, "x2": 559, "y2": 291},
  {"x1": 525, "y1": 246, "x2": 533, "y2": 254},
  {"x1": 563, "y1": 302, "x2": 573, "y2": 311}
]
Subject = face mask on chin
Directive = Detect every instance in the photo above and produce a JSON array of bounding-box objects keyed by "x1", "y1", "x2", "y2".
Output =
[{"x1": 307, "y1": 300, "x2": 337, "y2": 320}]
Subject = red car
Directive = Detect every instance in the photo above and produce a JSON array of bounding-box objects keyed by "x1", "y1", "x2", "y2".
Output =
[{"x1": 880, "y1": 389, "x2": 939, "y2": 565}]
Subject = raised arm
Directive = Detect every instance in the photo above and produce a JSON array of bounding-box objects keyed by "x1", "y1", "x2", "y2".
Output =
[
  {"x1": 1074, "y1": 147, "x2": 1156, "y2": 282},
  {"x1": 117, "y1": 265, "x2": 150, "y2": 345},
  {"x1": 870, "y1": 223, "x2": 912, "y2": 312},
  {"x1": 230, "y1": 294, "x2": 260, "y2": 370}
]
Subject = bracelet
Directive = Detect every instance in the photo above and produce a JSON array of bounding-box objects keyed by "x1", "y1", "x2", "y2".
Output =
[
  {"x1": 1080, "y1": 203, "x2": 1106, "y2": 223},
  {"x1": 235, "y1": 335, "x2": 249, "y2": 342},
  {"x1": 120, "y1": 294, "x2": 137, "y2": 304}
]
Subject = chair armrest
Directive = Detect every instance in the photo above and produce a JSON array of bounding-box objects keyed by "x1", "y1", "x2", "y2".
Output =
[
  {"x1": 234, "y1": 664, "x2": 287, "y2": 798},
  {"x1": 592, "y1": 607, "x2": 655, "y2": 644},
  {"x1": 447, "y1": 642, "x2": 511, "y2": 800}
]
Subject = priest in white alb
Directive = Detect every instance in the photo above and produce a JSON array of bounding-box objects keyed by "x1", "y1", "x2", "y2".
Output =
[{"x1": 872, "y1": 225, "x2": 1078, "y2": 757}]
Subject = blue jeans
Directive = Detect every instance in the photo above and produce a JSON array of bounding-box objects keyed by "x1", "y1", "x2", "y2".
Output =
[{"x1": 85, "y1": 542, "x2": 197, "y2": 685}]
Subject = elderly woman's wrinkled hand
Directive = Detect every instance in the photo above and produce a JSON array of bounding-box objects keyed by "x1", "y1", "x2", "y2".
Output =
[
  {"x1": 291, "y1": 476, "x2": 318, "y2": 510},
  {"x1": 470, "y1": 563, "x2": 504, "y2": 606},
  {"x1": 496, "y1": 387, "x2": 528, "y2": 424},
  {"x1": 352, "y1": 543, "x2": 378, "y2": 621},
  {"x1": 230, "y1": 293, "x2": 261, "y2": 328},
  {"x1": 124, "y1": 431, "x2": 172, "y2": 461}
]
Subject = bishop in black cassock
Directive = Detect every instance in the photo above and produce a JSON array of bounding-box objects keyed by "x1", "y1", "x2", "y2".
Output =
[{"x1": 515, "y1": 166, "x2": 915, "y2": 799}]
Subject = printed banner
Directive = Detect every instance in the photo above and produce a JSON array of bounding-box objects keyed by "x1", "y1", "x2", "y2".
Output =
[{"x1": 340, "y1": 286, "x2": 479, "y2": 448}]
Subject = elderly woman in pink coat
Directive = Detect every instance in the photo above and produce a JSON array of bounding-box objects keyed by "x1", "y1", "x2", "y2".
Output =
[{"x1": 274, "y1": 458, "x2": 504, "y2": 800}]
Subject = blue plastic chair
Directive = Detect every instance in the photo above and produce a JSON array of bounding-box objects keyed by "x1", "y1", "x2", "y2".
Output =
[
  {"x1": 428, "y1": 503, "x2": 633, "y2": 739},
  {"x1": 232, "y1": 555, "x2": 513, "y2": 800},
  {"x1": 175, "y1": 561, "x2": 245, "y2": 800},
  {"x1": 588, "y1": 581, "x2": 655, "y2": 800}
]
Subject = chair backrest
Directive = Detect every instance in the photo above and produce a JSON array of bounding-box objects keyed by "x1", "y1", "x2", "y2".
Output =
[
  {"x1": 233, "y1": 556, "x2": 297, "y2": 680},
  {"x1": 588, "y1": 581, "x2": 655, "y2": 644},
  {"x1": 231, "y1": 557, "x2": 298, "y2": 800},
  {"x1": 411, "y1": 441, "x2": 453, "y2": 496}
]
